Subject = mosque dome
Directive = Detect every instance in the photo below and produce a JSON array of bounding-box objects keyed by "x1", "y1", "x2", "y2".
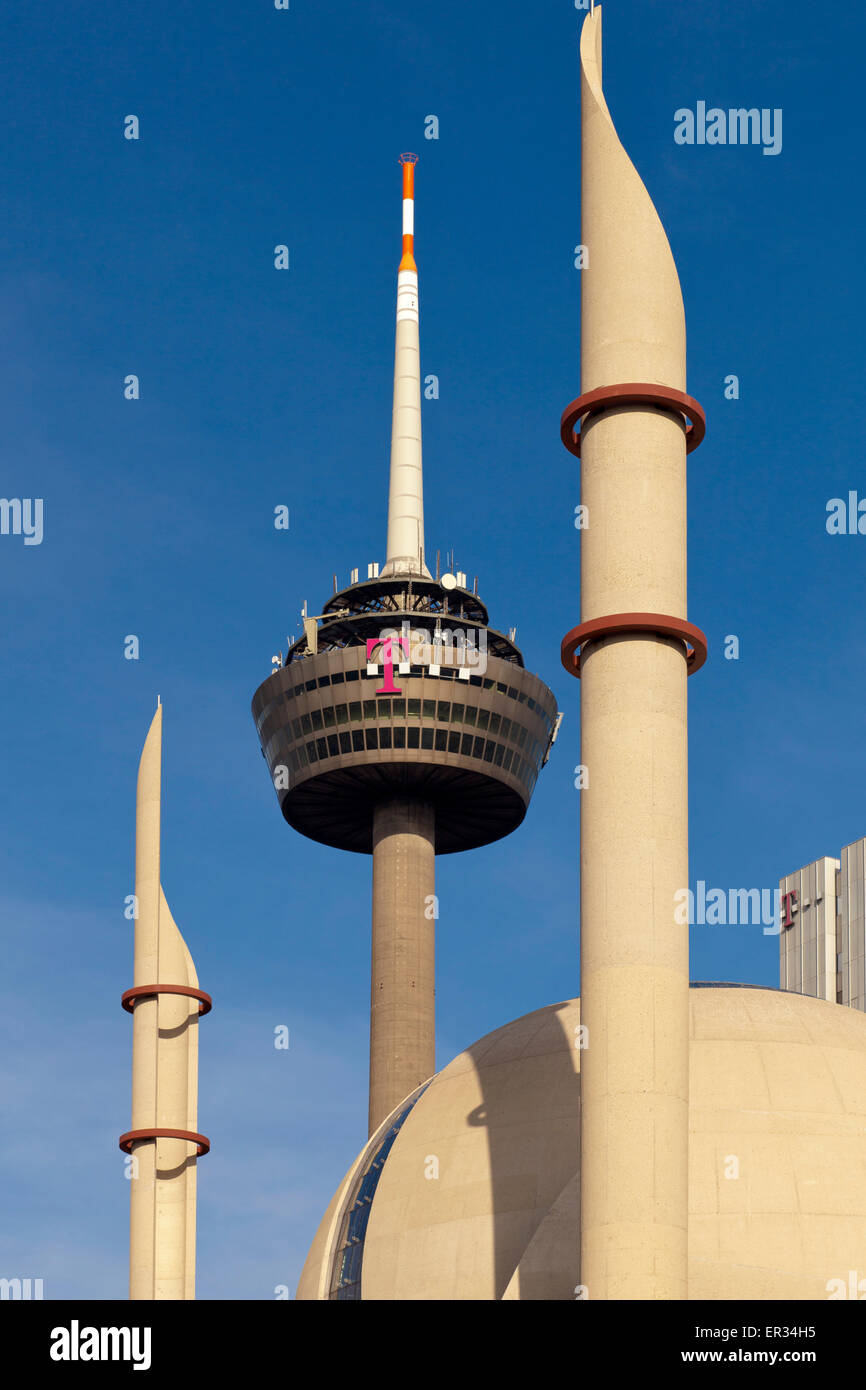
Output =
[{"x1": 296, "y1": 986, "x2": 866, "y2": 1300}]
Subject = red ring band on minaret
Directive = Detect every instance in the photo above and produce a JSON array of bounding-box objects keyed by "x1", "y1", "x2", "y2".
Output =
[
  {"x1": 120, "y1": 986, "x2": 212, "y2": 1157},
  {"x1": 560, "y1": 383, "x2": 706, "y2": 458},
  {"x1": 121, "y1": 984, "x2": 212, "y2": 1016},
  {"x1": 119, "y1": 1128, "x2": 210, "y2": 1157},
  {"x1": 561, "y1": 613, "x2": 708, "y2": 678}
]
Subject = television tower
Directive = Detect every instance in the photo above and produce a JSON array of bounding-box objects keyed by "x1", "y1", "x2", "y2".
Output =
[
  {"x1": 560, "y1": 7, "x2": 707, "y2": 1299},
  {"x1": 252, "y1": 156, "x2": 559, "y2": 1136}
]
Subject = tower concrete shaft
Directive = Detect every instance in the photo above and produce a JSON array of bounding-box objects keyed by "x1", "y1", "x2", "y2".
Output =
[
  {"x1": 382, "y1": 155, "x2": 431, "y2": 580},
  {"x1": 369, "y1": 798, "x2": 435, "y2": 1134},
  {"x1": 127, "y1": 706, "x2": 203, "y2": 1300},
  {"x1": 574, "y1": 8, "x2": 695, "y2": 1300}
]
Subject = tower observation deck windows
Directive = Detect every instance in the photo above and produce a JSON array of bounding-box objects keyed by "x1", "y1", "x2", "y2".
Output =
[
  {"x1": 265, "y1": 660, "x2": 554, "y2": 801},
  {"x1": 284, "y1": 706, "x2": 546, "y2": 771}
]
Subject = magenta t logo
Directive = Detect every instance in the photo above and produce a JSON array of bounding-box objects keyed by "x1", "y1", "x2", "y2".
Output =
[
  {"x1": 367, "y1": 636, "x2": 407, "y2": 694},
  {"x1": 780, "y1": 889, "x2": 798, "y2": 930}
]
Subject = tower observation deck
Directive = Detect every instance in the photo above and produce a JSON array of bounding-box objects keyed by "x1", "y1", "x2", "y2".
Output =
[{"x1": 251, "y1": 156, "x2": 558, "y2": 1132}]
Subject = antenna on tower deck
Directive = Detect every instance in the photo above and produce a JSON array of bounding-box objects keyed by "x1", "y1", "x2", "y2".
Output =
[{"x1": 380, "y1": 154, "x2": 431, "y2": 581}]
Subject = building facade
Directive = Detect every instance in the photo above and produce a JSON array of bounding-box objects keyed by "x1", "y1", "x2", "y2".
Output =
[{"x1": 780, "y1": 837, "x2": 866, "y2": 1011}]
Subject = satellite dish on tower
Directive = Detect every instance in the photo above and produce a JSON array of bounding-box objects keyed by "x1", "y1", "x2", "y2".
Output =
[{"x1": 441, "y1": 573, "x2": 457, "y2": 591}]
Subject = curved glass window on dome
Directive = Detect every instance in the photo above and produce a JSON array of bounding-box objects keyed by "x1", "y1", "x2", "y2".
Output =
[{"x1": 328, "y1": 1084, "x2": 429, "y2": 1300}]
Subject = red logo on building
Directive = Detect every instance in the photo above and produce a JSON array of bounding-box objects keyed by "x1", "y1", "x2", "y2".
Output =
[
  {"x1": 367, "y1": 636, "x2": 408, "y2": 695},
  {"x1": 781, "y1": 889, "x2": 798, "y2": 930}
]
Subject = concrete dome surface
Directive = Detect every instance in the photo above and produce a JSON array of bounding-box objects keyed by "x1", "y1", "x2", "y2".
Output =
[{"x1": 296, "y1": 987, "x2": 866, "y2": 1300}]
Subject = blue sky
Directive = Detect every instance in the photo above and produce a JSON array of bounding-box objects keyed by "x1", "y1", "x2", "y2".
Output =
[{"x1": 1, "y1": 0, "x2": 864, "y2": 1298}]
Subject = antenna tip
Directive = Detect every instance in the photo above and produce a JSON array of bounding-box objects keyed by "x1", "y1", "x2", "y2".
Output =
[{"x1": 399, "y1": 152, "x2": 419, "y2": 165}]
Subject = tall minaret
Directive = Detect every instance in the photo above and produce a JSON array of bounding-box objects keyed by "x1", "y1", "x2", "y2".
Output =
[
  {"x1": 561, "y1": 8, "x2": 707, "y2": 1300},
  {"x1": 119, "y1": 705, "x2": 211, "y2": 1299},
  {"x1": 252, "y1": 157, "x2": 558, "y2": 1143}
]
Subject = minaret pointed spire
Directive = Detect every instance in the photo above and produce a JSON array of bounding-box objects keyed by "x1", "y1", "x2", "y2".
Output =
[
  {"x1": 561, "y1": 4, "x2": 707, "y2": 1300},
  {"x1": 122, "y1": 705, "x2": 210, "y2": 1299},
  {"x1": 381, "y1": 154, "x2": 432, "y2": 579}
]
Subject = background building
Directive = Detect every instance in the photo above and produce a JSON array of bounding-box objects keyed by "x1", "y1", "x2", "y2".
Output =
[{"x1": 780, "y1": 837, "x2": 866, "y2": 1010}]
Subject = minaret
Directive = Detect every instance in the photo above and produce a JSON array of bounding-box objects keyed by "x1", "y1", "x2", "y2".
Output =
[
  {"x1": 560, "y1": 8, "x2": 707, "y2": 1300},
  {"x1": 119, "y1": 704, "x2": 211, "y2": 1299},
  {"x1": 252, "y1": 157, "x2": 559, "y2": 1137}
]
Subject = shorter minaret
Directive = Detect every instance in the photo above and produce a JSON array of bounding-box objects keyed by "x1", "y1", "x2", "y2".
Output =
[{"x1": 119, "y1": 704, "x2": 211, "y2": 1300}]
